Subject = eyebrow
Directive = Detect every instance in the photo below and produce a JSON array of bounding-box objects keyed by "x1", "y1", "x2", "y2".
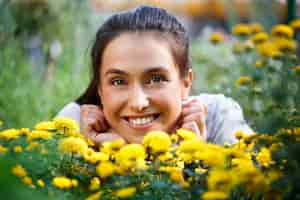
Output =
[{"x1": 104, "y1": 66, "x2": 169, "y2": 76}]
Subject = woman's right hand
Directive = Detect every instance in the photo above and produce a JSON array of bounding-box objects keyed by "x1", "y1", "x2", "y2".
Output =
[{"x1": 80, "y1": 104, "x2": 124, "y2": 144}]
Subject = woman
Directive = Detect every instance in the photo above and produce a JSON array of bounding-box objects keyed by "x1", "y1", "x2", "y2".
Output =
[{"x1": 58, "y1": 6, "x2": 253, "y2": 145}]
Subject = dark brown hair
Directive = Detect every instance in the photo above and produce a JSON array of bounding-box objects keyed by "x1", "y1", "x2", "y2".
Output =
[{"x1": 76, "y1": 5, "x2": 191, "y2": 105}]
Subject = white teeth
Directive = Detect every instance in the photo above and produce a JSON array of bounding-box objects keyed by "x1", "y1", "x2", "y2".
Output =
[{"x1": 129, "y1": 116, "x2": 155, "y2": 126}]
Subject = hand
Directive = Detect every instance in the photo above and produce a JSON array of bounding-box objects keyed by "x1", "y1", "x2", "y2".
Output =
[
  {"x1": 80, "y1": 105, "x2": 124, "y2": 144},
  {"x1": 180, "y1": 98, "x2": 208, "y2": 141}
]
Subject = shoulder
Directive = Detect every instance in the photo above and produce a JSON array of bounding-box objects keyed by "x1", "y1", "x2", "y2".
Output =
[
  {"x1": 57, "y1": 102, "x2": 80, "y2": 124},
  {"x1": 190, "y1": 93, "x2": 253, "y2": 145}
]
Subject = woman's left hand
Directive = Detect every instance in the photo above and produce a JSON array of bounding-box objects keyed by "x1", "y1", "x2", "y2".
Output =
[{"x1": 180, "y1": 98, "x2": 208, "y2": 141}]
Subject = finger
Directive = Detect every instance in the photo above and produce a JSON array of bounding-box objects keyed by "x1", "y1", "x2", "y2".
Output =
[
  {"x1": 182, "y1": 106, "x2": 206, "y2": 118},
  {"x1": 182, "y1": 113, "x2": 207, "y2": 136}
]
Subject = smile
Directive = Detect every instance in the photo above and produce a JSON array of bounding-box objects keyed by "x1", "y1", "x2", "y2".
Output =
[{"x1": 123, "y1": 114, "x2": 160, "y2": 129}]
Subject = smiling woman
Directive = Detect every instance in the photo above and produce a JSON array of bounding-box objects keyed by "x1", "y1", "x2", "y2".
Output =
[{"x1": 58, "y1": 5, "x2": 253, "y2": 145}]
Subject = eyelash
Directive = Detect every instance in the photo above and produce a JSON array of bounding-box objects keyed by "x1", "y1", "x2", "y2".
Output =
[{"x1": 110, "y1": 75, "x2": 168, "y2": 86}]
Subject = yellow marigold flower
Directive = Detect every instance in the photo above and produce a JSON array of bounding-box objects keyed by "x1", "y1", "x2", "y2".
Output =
[
  {"x1": 232, "y1": 24, "x2": 251, "y2": 36},
  {"x1": 86, "y1": 192, "x2": 101, "y2": 200},
  {"x1": 254, "y1": 60, "x2": 265, "y2": 68},
  {"x1": 71, "y1": 179, "x2": 78, "y2": 187},
  {"x1": 100, "y1": 139, "x2": 125, "y2": 158},
  {"x1": 273, "y1": 38, "x2": 296, "y2": 53},
  {"x1": 235, "y1": 130, "x2": 245, "y2": 140},
  {"x1": 170, "y1": 134, "x2": 179, "y2": 143},
  {"x1": 178, "y1": 139, "x2": 205, "y2": 153},
  {"x1": 89, "y1": 177, "x2": 101, "y2": 191},
  {"x1": 290, "y1": 19, "x2": 300, "y2": 30},
  {"x1": 209, "y1": 32, "x2": 224, "y2": 44},
  {"x1": 293, "y1": 65, "x2": 300, "y2": 73},
  {"x1": 35, "y1": 121, "x2": 56, "y2": 131},
  {"x1": 13, "y1": 145, "x2": 23, "y2": 153},
  {"x1": 169, "y1": 168, "x2": 184, "y2": 183},
  {"x1": 84, "y1": 148, "x2": 109, "y2": 164},
  {"x1": 256, "y1": 41, "x2": 278, "y2": 57},
  {"x1": 20, "y1": 128, "x2": 30, "y2": 135},
  {"x1": 251, "y1": 23, "x2": 264, "y2": 33},
  {"x1": 27, "y1": 130, "x2": 52, "y2": 141},
  {"x1": 194, "y1": 148, "x2": 226, "y2": 168},
  {"x1": 256, "y1": 147, "x2": 272, "y2": 167},
  {"x1": 58, "y1": 137, "x2": 88, "y2": 156},
  {"x1": 143, "y1": 131, "x2": 171, "y2": 153},
  {"x1": 271, "y1": 24, "x2": 294, "y2": 39},
  {"x1": 115, "y1": 144, "x2": 146, "y2": 170},
  {"x1": 96, "y1": 161, "x2": 115, "y2": 178},
  {"x1": 0, "y1": 129, "x2": 21, "y2": 140},
  {"x1": 201, "y1": 191, "x2": 228, "y2": 200},
  {"x1": 114, "y1": 186, "x2": 136, "y2": 199},
  {"x1": 251, "y1": 32, "x2": 268, "y2": 45},
  {"x1": 176, "y1": 128, "x2": 197, "y2": 140},
  {"x1": 52, "y1": 176, "x2": 74, "y2": 189},
  {"x1": 53, "y1": 117, "x2": 79, "y2": 136},
  {"x1": 207, "y1": 169, "x2": 232, "y2": 191},
  {"x1": 0, "y1": 145, "x2": 8, "y2": 154},
  {"x1": 12, "y1": 165, "x2": 27, "y2": 177},
  {"x1": 158, "y1": 152, "x2": 173, "y2": 162},
  {"x1": 25, "y1": 141, "x2": 40, "y2": 151},
  {"x1": 22, "y1": 176, "x2": 33, "y2": 185},
  {"x1": 37, "y1": 179, "x2": 45, "y2": 187},
  {"x1": 236, "y1": 76, "x2": 252, "y2": 87}
]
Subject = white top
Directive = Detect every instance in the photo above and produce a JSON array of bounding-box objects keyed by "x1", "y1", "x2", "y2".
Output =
[{"x1": 57, "y1": 93, "x2": 253, "y2": 145}]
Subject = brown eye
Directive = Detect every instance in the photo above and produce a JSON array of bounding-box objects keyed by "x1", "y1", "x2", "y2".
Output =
[
  {"x1": 147, "y1": 74, "x2": 167, "y2": 85},
  {"x1": 111, "y1": 79, "x2": 125, "y2": 86}
]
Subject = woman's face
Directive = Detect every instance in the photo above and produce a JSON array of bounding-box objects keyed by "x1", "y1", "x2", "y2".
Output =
[{"x1": 98, "y1": 32, "x2": 192, "y2": 143}]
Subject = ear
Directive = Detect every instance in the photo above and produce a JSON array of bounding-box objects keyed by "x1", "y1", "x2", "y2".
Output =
[{"x1": 181, "y1": 68, "x2": 193, "y2": 99}]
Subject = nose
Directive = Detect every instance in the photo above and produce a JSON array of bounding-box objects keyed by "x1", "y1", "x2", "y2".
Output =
[{"x1": 128, "y1": 85, "x2": 149, "y2": 112}]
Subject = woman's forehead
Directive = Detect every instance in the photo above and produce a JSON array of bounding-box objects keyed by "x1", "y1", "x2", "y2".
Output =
[{"x1": 101, "y1": 33, "x2": 177, "y2": 75}]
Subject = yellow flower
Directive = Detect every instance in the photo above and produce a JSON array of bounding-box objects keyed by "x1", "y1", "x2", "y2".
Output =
[
  {"x1": 236, "y1": 76, "x2": 252, "y2": 87},
  {"x1": 58, "y1": 137, "x2": 88, "y2": 156},
  {"x1": 235, "y1": 130, "x2": 246, "y2": 140},
  {"x1": 27, "y1": 130, "x2": 52, "y2": 141},
  {"x1": 53, "y1": 117, "x2": 79, "y2": 136},
  {"x1": 194, "y1": 146, "x2": 226, "y2": 168},
  {"x1": 84, "y1": 148, "x2": 109, "y2": 164},
  {"x1": 293, "y1": 65, "x2": 300, "y2": 73},
  {"x1": 290, "y1": 19, "x2": 300, "y2": 30},
  {"x1": 52, "y1": 176, "x2": 75, "y2": 189},
  {"x1": 114, "y1": 186, "x2": 136, "y2": 199},
  {"x1": 254, "y1": 60, "x2": 265, "y2": 68},
  {"x1": 176, "y1": 128, "x2": 197, "y2": 140},
  {"x1": 35, "y1": 121, "x2": 56, "y2": 131},
  {"x1": 100, "y1": 139, "x2": 125, "y2": 158},
  {"x1": 37, "y1": 179, "x2": 45, "y2": 187},
  {"x1": 207, "y1": 169, "x2": 233, "y2": 192},
  {"x1": 256, "y1": 41, "x2": 278, "y2": 57},
  {"x1": 0, "y1": 129, "x2": 21, "y2": 140},
  {"x1": 143, "y1": 131, "x2": 171, "y2": 153},
  {"x1": 12, "y1": 165, "x2": 27, "y2": 177},
  {"x1": 89, "y1": 177, "x2": 101, "y2": 191},
  {"x1": 251, "y1": 23, "x2": 264, "y2": 33},
  {"x1": 115, "y1": 144, "x2": 146, "y2": 170},
  {"x1": 13, "y1": 145, "x2": 23, "y2": 153},
  {"x1": 0, "y1": 145, "x2": 8, "y2": 154},
  {"x1": 232, "y1": 24, "x2": 251, "y2": 36},
  {"x1": 209, "y1": 32, "x2": 224, "y2": 44},
  {"x1": 250, "y1": 32, "x2": 268, "y2": 45},
  {"x1": 96, "y1": 161, "x2": 115, "y2": 178},
  {"x1": 256, "y1": 147, "x2": 272, "y2": 167},
  {"x1": 22, "y1": 176, "x2": 33, "y2": 185},
  {"x1": 25, "y1": 141, "x2": 40, "y2": 151},
  {"x1": 86, "y1": 192, "x2": 101, "y2": 200},
  {"x1": 201, "y1": 191, "x2": 228, "y2": 200},
  {"x1": 20, "y1": 128, "x2": 30, "y2": 135},
  {"x1": 271, "y1": 24, "x2": 294, "y2": 39},
  {"x1": 273, "y1": 38, "x2": 296, "y2": 53}
]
